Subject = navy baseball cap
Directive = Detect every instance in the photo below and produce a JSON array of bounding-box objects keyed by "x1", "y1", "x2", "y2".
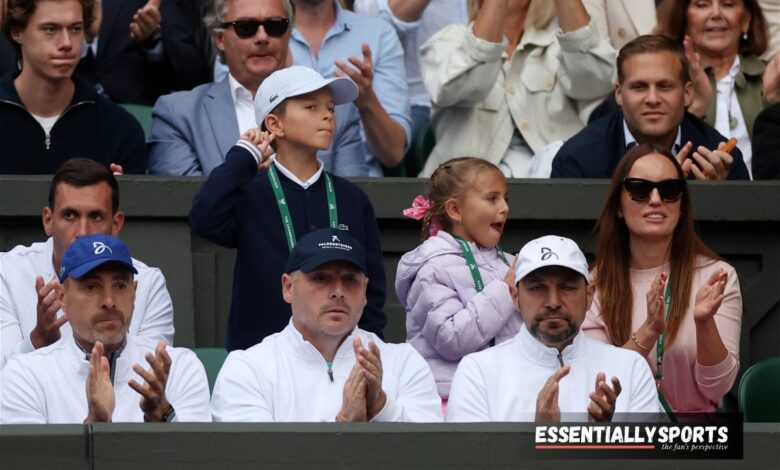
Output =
[
  {"x1": 58, "y1": 234, "x2": 137, "y2": 282},
  {"x1": 285, "y1": 228, "x2": 367, "y2": 274}
]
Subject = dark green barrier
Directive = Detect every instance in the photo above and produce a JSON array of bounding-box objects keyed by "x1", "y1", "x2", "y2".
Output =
[{"x1": 1, "y1": 423, "x2": 778, "y2": 469}]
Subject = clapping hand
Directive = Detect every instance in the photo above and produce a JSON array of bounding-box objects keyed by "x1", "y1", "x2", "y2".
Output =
[
  {"x1": 677, "y1": 140, "x2": 733, "y2": 180},
  {"x1": 335, "y1": 44, "x2": 375, "y2": 109},
  {"x1": 30, "y1": 276, "x2": 66, "y2": 349},
  {"x1": 354, "y1": 338, "x2": 386, "y2": 420},
  {"x1": 644, "y1": 272, "x2": 667, "y2": 337},
  {"x1": 336, "y1": 362, "x2": 367, "y2": 422},
  {"x1": 693, "y1": 269, "x2": 727, "y2": 323},
  {"x1": 84, "y1": 342, "x2": 115, "y2": 423},
  {"x1": 535, "y1": 365, "x2": 570, "y2": 422},
  {"x1": 587, "y1": 372, "x2": 621, "y2": 422},
  {"x1": 128, "y1": 340, "x2": 173, "y2": 422}
]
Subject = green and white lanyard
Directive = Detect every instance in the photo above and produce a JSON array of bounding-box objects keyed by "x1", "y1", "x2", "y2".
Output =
[
  {"x1": 452, "y1": 235, "x2": 511, "y2": 347},
  {"x1": 656, "y1": 279, "x2": 677, "y2": 422},
  {"x1": 267, "y1": 164, "x2": 338, "y2": 251}
]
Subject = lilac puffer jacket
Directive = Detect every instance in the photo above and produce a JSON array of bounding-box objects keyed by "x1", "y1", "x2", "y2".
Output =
[{"x1": 395, "y1": 231, "x2": 523, "y2": 398}]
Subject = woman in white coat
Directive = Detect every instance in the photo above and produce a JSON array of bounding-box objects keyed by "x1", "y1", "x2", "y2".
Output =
[{"x1": 419, "y1": 0, "x2": 616, "y2": 177}]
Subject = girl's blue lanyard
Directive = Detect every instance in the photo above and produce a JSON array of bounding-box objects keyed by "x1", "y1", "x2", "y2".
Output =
[
  {"x1": 452, "y1": 236, "x2": 511, "y2": 347},
  {"x1": 656, "y1": 279, "x2": 676, "y2": 422},
  {"x1": 267, "y1": 164, "x2": 338, "y2": 251}
]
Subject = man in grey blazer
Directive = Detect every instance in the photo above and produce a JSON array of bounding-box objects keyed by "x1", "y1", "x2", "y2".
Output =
[{"x1": 147, "y1": 0, "x2": 368, "y2": 177}]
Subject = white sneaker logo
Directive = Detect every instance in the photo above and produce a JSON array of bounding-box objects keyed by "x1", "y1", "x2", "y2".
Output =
[{"x1": 93, "y1": 242, "x2": 113, "y2": 255}]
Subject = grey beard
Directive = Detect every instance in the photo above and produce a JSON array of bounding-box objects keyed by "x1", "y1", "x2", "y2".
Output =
[
  {"x1": 89, "y1": 329, "x2": 127, "y2": 346},
  {"x1": 529, "y1": 319, "x2": 577, "y2": 348}
]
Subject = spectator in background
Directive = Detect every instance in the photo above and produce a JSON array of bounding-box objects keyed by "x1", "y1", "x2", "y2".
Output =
[
  {"x1": 74, "y1": 0, "x2": 211, "y2": 106},
  {"x1": 751, "y1": 103, "x2": 780, "y2": 179},
  {"x1": 419, "y1": 0, "x2": 617, "y2": 178},
  {"x1": 0, "y1": 158, "x2": 174, "y2": 369},
  {"x1": 1, "y1": 234, "x2": 210, "y2": 424},
  {"x1": 0, "y1": 0, "x2": 19, "y2": 75},
  {"x1": 291, "y1": 0, "x2": 410, "y2": 176},
  {"x1": 0, "y1": 0, "x2": 147, "y2": 174},
  {"x1": 353, "y1": 0, "x2": 467, "y2": 175},
  {"x1": 211, "y1": 229, "x2": 441, "y2": 423},
  {"x1": 148, "y1": 0, "x2": 368, "y2": 177},
  {"x1": 551, "y1": 35, "x2": 750, "y2": 180},
  {"x1": 655, "y1": 0, "x2": 779, "y2": 179},
  {"x1": 583, "y1": 0, "x2": 657, "y2": 51},
  {"x1": 758, "y1": 0, "x2": 779, "y2": 60},
  {"x1": 585, "y1": 144, "x2": 742, "y2": 413}
]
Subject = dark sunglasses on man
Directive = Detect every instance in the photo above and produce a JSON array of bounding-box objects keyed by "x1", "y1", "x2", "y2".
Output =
[
  {"x1": 221, "y1": 18, "x2": 290, "y2": 38},
  {"x1": 622, "y1": 178, "x2": 686, "y2": 202}
]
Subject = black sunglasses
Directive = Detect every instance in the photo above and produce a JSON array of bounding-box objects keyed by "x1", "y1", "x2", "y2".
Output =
[
  {"x1": 622, "y1": 178, "x2": 686, "y2": 202},
  {"x1": 221, "y1": 18, "x2": 290, "y2": 38}
]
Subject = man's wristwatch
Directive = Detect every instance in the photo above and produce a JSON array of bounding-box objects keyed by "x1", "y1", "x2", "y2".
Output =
[
  {"x1": 162, "y1": 405, "x2": 176, "y2": 422},
  {"x1": 144, "y1": 405, "x2": 176, "y2": 423}
]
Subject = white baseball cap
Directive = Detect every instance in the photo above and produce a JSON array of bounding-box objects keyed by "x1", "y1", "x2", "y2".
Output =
[
  {"x1": 254, "y1": 65, "x2": 359, "y2": 127},
  {"x1": 514, "y1": 235, "x2": 590, "y2": 283}
]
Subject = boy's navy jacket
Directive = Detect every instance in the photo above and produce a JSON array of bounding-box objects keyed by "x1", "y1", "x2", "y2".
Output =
[{"x1": 189, "y1": 146, "x2": 387, "y2": 351}]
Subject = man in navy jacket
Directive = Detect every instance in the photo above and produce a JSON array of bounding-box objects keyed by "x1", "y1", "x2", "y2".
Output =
[
  {"x1": 74, "y1": 0, "x2": 210, "y2": 105},
  {"x1": 552, "y1": 35, "x2": 749, "y2": 180}
]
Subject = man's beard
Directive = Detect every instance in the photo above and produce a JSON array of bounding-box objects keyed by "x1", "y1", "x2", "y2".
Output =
[
  {"x1": 528, "y1": 315, "x2": 577, "y2": 348},
  {"x1": 89, "y1": 311, "x2": 128, "y2": 345}
]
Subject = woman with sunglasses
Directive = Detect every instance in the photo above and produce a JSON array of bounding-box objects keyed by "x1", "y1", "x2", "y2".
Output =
[{"x1": 584, "y1": 143, "x2": 742, "y2": 414}]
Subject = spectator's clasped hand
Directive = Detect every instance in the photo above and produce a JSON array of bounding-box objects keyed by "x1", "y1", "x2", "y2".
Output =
[
  {"x1": 676, "y1": 140, "x2": 734, "y2": 180},
  {"x1": 241, "y1": 128, "x2": 275, "y2": 171}
]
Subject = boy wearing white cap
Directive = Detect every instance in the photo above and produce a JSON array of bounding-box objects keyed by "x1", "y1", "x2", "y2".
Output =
[
  {"x1": 189, "y1": 66, "x2": 387, "y2": 352},
  {"x1": 446, "y1": 235, "x2": 660, "y2": 422}
]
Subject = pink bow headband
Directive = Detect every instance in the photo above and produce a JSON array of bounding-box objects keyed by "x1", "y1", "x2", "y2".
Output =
[{"x1": 403, "y1": 195, "x2": 442, "y2": 236}]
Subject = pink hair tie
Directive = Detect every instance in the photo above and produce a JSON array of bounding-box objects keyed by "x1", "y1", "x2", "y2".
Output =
[
  {"x1": 403, "y1": 195, "x2": 430, "y2": 220},
  {"x1": 403, "y1": 195, "x2": 442, "y2": 237}
]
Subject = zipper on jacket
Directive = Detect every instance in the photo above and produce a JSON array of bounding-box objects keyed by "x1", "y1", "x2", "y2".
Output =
[
  {"x1": 327, "y1": 362, "x2": 334, "y2": 382},
  {"x1": 43, "y1": 101, "x2": 92, "y2": 150},
  {"x1": 557, "y1": 352, "x2": 564, "y2": 368},
  {"x1": 1, "y1": 99, "x2": 93, "y2": 151}
]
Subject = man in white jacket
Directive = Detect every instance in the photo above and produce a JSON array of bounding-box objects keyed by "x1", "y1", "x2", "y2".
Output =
[
  {"x1": 446, "y1": 235, "x2": 660, "y2": 422},
  {"x1": 0, "y1": 234, "x2": 210, "y2": 423},
  {"x1": 0, "y1": 158, "x2": 174, "y2": 369},
  {"x1": 211, "y1": 228, "x2": 442, "y2": 422}
]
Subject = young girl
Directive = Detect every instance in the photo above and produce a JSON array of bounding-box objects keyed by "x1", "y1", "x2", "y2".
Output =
[{"x1": 395, "y1": 157, "x2": 522, "y2": 402}]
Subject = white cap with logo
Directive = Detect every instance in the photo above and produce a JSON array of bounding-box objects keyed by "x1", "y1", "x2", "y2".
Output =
[
  {"x1": 254, "y1": 65, "x2": 359, "y2": 127},
  {"x1": 514, "y1": 235, "x2": 590, "y2": 283}
]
